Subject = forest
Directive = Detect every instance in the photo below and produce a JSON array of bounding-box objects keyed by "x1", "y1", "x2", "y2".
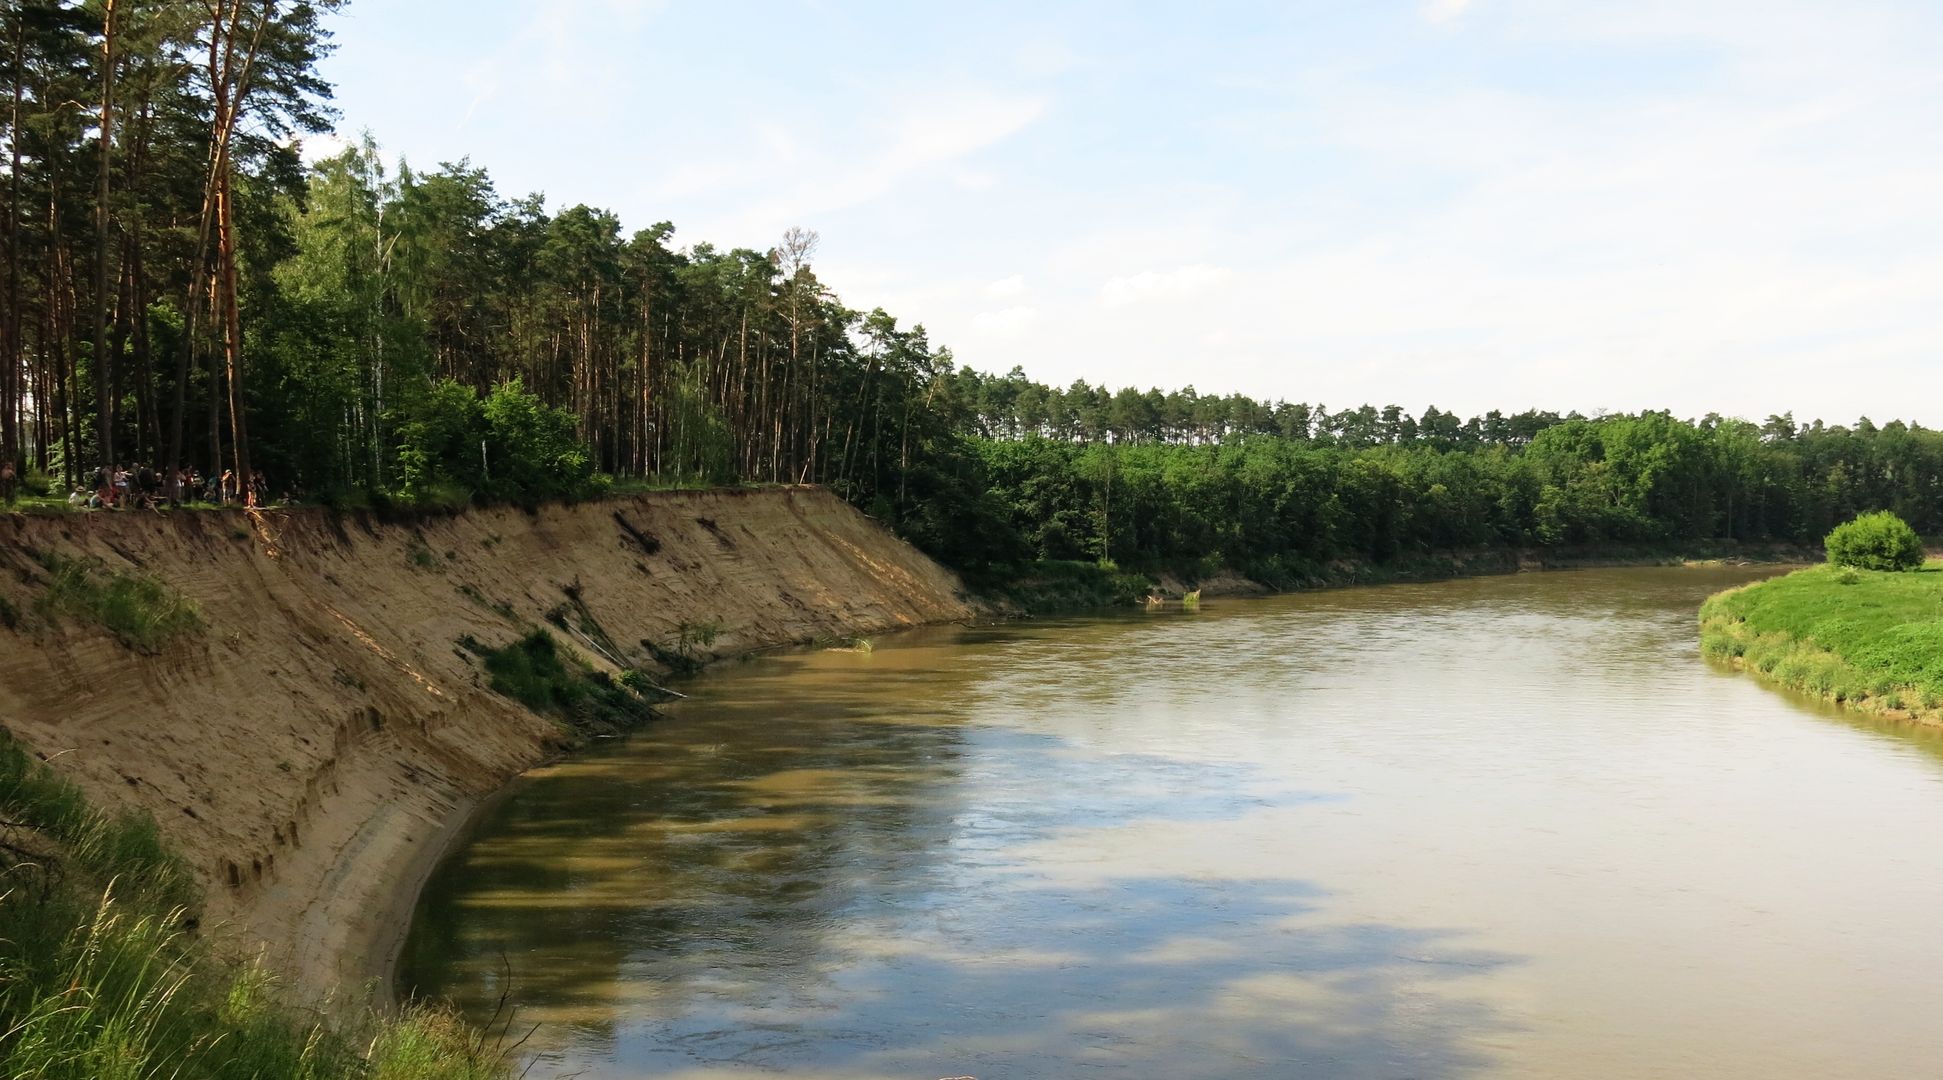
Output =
[{"x1": 7, "y1": 0, "x2": 1943, "y2": 589}]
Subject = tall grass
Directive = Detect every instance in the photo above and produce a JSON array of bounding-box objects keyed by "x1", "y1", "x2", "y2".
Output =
[
  {"x1": 34, "y1": 553, "x2": 204, "y2": 652},
  {"x1": 0, "y1": 738, "x2": 510, "y2": 1078}
]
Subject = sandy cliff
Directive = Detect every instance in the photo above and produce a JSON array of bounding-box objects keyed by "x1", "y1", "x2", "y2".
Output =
[{"x1": 0, "y1": 487, "x2": 974, "y2": 1001}]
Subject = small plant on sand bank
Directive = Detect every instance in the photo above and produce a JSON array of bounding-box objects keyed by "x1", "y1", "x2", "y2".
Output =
[
  {"x1": 1825, "y1": 511, "x2": 1925, "y2": 572},
  {"x1": 642, "y1": 619, "x2": 726, "y2": 675},
  {"x1": 32, "y1": 553, "x2": 203, "y2": 652}
]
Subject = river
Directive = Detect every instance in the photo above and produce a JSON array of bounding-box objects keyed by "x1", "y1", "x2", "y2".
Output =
[{"x1": 402, "y1": 567, "x2": 1943, "y2": 1079}]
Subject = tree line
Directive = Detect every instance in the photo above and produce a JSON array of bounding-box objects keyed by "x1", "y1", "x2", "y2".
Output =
[{"x1": 6, "y1": 1, "x2": 1942, "y2": 586}]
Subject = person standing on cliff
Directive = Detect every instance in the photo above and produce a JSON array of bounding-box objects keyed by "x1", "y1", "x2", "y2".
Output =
[{"x1": 0, "y1": 459, "x2": 15, "y2": 507}]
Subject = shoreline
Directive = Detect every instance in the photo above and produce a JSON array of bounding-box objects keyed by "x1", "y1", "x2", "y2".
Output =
[
  {"x1": 1141, "y1": 542, "x2": 1816, "y2": 604},
  {"x1": 1706, "y1": 649, "x2": 1943, "y2": 729},
  {"x1": 370, "y1": 549, "x2": 1816, "y2": 1003},
  {"x1": 270, "y1": 547, "x2": 1818, "y2": 1002},
  {"x1": 362, "y1": 776, "x2": 523, "y2": 1008}
]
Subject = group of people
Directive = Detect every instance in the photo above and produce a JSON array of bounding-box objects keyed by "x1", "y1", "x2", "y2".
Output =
[{"x1": 67, "y1": 464, "x2": 268, "y2": 510}]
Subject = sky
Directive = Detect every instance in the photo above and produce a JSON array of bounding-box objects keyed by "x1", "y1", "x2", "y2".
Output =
[{"x1": 313, "y1": 0, "x2": 1943, "y2": 426}]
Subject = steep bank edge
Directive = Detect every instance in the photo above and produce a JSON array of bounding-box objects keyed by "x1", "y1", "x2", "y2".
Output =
[{"x1": 0, "y1": 487, "x2": 976, "y2": 1003}]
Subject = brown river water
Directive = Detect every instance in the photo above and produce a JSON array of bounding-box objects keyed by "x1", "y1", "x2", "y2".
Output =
[{"x1": 402, "y1": 567, "x2": 1943, "y2": 1079}]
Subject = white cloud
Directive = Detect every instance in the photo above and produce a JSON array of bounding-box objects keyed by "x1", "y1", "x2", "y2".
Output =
[
  {"x1": 1099, "y1": 264, "x2": 1235, "y2": 309},
  {"x1": 296, "y1": 132, "x2": 351, "y2": 164},
  {"x1": 690, "y1": 91, "x2": 1047, "y2": 241},
  {"x1": 985, "y1": 274, "x2": 1028, "y2": 298},
  {"x1": 905, "y1": 3, "x2": 1943, "y2": 424},
  {"x1": 1422, "y1": 0, "x2": 1474, "y2": 24},
  {"x1": 972, "y1": 305, "x2": 1040, "y2": 338}
]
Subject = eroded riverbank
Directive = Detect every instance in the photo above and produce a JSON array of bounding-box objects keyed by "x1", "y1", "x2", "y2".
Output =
[{"x1": 0, "y1": 488, "x2": 975, "y2": 1004}]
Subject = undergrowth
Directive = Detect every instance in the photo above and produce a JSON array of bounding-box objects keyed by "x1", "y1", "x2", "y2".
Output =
[
  {"x1": 0, "y1": 736, "x2": 511, "y2": 1078},
  {"x1": 970, "y1": 559, "x2": 1154, "y2": 614},
  {"x1": 466, "y1": 630, "x2": 653, "y2": 736}
]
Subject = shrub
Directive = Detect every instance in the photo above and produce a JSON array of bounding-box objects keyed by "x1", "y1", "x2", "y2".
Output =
[
  {"x1": 474, "y1": 630, "x2": 649, "y2": 735},
  {"x1": 1825, "y1": 511, "x2": 1924, "y2": 572}
]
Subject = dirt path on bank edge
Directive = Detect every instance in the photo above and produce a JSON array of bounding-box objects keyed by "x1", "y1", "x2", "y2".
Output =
[{"x1": 0, "y1": 488, "x2": 976, "y2": 1006}]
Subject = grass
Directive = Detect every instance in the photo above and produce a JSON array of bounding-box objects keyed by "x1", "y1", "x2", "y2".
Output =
[
  {"x1": 1699, "y1": 561, "x2": 1943, "y2": 719},
  {"x1": 406, "y1": 541, "x2": 439, "y2": 570},
  {"x1": 0, "y1": 739, "x2": 197, "y2": 912},
  {"x1": 34, "y1": 553, "x2": 204, "y2": 652},
  {"x1": 0, "y1": 737, "x2": 511, "y2": 1078},
  {"x1": 467, "y1": 629, "x2": 654, "y2": 736}
]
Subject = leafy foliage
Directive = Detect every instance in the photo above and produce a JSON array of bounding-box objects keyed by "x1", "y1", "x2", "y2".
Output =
[
  {"x1": 1824, "y1": 511, "x2": 1925, "y2": 572},
  {"x1": 397, "y1": 379, "x2": 605, "y2": 506}
]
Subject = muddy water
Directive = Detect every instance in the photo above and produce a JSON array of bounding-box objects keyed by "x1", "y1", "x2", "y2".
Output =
[{"x1": 403, "y1": 567, "x2": 1943, "y2": 1079}]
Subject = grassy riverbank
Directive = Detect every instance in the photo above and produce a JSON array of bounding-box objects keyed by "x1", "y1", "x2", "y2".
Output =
[
  {"x1": 0, "y1": 737, "x2": 513, "y2": 1078},
  {"x1": 1700, "y1": 562, "x2": 1943, "y2": 723}
]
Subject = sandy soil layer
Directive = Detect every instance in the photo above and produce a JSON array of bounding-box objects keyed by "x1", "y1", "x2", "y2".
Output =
[{"x1": 0, "y1": 488, "x2": 974, "y2": 1003}]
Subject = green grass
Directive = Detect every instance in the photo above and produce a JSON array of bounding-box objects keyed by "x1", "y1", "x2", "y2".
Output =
[
  {"x1": 0, "y1": 739, "x2": 197, "y2": 912},
  {"x1": 34, "y1": 554, "x2": 204, "y2": 652},
  {"x1": 0, "y1": 737, "x2": 511, "y2": 1078},
  {"x1": 1700, "y1": 561, "x2": 1943, "y2": 718},
  {"x1": 467, "y1": 629, "x2": 654, "y2": 736}
]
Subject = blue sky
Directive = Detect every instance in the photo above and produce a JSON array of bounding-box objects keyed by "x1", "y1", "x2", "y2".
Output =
[{"x1": 314, "y1": 1, "x2": 1943, "y2": 424}]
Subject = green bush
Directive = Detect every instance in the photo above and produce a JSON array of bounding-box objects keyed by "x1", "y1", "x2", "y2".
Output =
[
  {"x1": 1824, "y1": 511, "x2": 1925, "y2": 572},
  {"x1": 474, "y1": 630, "x2": 650, "y2": 735},
  {"x1": 394, "y1": 378, "x2": 604, "y2": 507}
]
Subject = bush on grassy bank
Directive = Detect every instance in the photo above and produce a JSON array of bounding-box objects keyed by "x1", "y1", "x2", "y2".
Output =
[
  {"x1": 1699, "y1": 563, "x2": 1943, "y2": 718},
  {"x1": 1824, "y1": 511, "x2": 1925, "y2": 572},
  {"x1": 0, "y1": 737, "x2": 511, "y2": 1079}
]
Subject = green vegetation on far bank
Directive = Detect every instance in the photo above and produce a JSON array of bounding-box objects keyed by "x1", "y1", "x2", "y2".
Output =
[
  {"x1": 1700, "y1": 562, "x2": 1943, "y2": 721},
  {"x1": 0, "y1": 738, "x2": 511, "y2": 1079}
]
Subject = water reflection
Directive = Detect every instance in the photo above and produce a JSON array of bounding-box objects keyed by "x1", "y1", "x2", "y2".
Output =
[{"x1": 408, "y1": 567, "x2": 1943, "y2": 1079}]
